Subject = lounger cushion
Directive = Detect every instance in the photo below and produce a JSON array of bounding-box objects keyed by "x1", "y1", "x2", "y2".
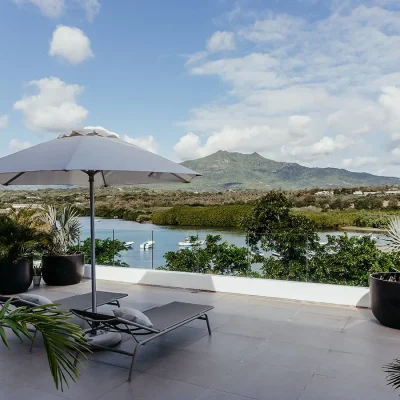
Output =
[
  {"x1": 86, "y1": 330, "x2": 122, "y2": 348},
  {"x1": 19, "y1": 294, "x2": 52, "y2": 305},
  {"x1": 113, "y1": 307, "x2": 153, "y2": 328}
]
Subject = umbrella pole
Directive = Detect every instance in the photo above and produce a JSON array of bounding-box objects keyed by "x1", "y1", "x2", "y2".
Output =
[{"x1": 89, "y1": 171, "x2": 97, "y2": 313}]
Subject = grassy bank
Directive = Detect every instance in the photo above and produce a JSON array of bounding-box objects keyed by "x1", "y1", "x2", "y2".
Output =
[
  {"x1": 152, "y1": 206, "x2": 400, "y2": 229},
  {"x1": 152, "y1": 205, "x2": 253, "y2": 227}
]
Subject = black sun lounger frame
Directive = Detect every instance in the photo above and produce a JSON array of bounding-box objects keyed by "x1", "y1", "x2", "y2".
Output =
[
  {"x1": 0, "y1": 291, "x2": 127, "y2": 353},
  {"x1": 71, "y1": 301, "x2": 214, "y2": 382}
]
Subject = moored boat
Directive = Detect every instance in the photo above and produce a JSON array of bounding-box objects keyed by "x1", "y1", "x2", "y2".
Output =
[{"x1": 140, "y1": 240, "x2": 154, "y2": 249}]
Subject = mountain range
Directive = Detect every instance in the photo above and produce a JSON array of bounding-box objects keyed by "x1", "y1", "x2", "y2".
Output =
[{"x1": 180, "y1": 151, "x2": 400, "y2": 190}]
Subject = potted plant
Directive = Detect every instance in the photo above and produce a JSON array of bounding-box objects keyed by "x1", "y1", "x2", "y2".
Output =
[
  {"x1": 0, "y1": 215, "x2": 43, "y2": 294},
  {"x1": 41, "y1": 206, "x2": 84, "y2": 286},
  {"x1": 370, "y1": 216, "x2": 400, "y2": 329},
  {"x1": 33, "y1": 263, "x2": 42, "y2": 287}
]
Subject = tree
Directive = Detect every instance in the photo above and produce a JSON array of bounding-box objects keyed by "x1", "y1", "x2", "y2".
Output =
[
  {"x1": 0, "y1": 300, "x2": 87, "y2": 391},
  {"x1": 69, "y1": 238, "x2": 129, "y2": 267},
  {"x1": 243, "y1": 191, "x2": 319, "y2": 267},
  {"x1": 160, "y1": 234, "x2": 251, "y2": 275},
  {"x1": 354, "y1": 196, "x2": 382, "y2": 210}
]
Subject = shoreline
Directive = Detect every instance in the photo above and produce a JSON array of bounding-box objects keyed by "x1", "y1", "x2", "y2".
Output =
[{"x1": 340, "y1": 226, "x2": 386, "y2": 234}]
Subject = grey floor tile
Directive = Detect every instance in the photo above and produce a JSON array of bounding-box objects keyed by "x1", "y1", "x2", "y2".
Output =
[
  {"x1": 342, "y1": 317, "x2": 400, "y2": 340},
  {"x1": 287, "y1": 311, "x2": 350, "y2": 331},
  {"x1": 299, "y1": 374, "x2": 398, "y2": 400},
  {"x1": 244, "y1": 340, "x2": 329, "y2": 372},
  {"x1": 298, "y1": 303, "x2": 373, "y2": 320},
  {"x1": 98, "y1": 372, "x2": 206, "y2": 400},
  {"x1": 185, "y1": 331, "x2": 265, "y2": 361},
  {"x1": 27, "y1": 358, "x2": 129, "y2": 400},
  {"x1": 215, "y1": 316, "x2": 284, "y2": 339},
  {"x1": 147, "y1": 348, "x2": 237, "y2": 388},
  {"x1": 316, "y1": 350, "x2": 390, "y2": 387},
  {"x1": 331, "y1": 332, "x2": 400, "y2": 359},
  {"x1": 185, "y1": 311, "x2": 232, "y2": 331},
  {"x1": 213, "y1": 359, "x2": 314, "y2": 400},
  {"x1": 5, "y1": 386, "x2": 65, "y2": 400},
  {"x1": 214, "y1": 302, "x2": 296, "y2": 321},
  {"x1": 269, "y1": 324, "x2": 340, "y2": 350},
  {"x1": 88, "y1": 339, "x2": 174, "y2": 371},
  {"x1": 197, "y1": 390, "x2": 258, "y2": 400}
]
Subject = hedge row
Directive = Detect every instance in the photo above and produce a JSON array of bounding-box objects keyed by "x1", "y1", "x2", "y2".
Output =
[{"x1": 152, "y1": 205, "x2": 253, "y2": 227}]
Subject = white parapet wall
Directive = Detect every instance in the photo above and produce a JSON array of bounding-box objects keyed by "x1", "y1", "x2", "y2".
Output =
[{"x1": 84, "y1": 265, "x2": 370, "y2": 308}]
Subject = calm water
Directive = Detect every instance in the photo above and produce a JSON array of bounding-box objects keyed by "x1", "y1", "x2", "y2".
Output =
[{"x1": 79, "y1": 217, "x2": 388, "y2": 270}]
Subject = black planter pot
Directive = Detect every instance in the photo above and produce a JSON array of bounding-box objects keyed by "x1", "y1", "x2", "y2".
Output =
[
  {"x1": 370, "y1": 272, "x2": 400, "y2": 329},
  {"x1": 42, "y1": 253, "x2": 84, "y2": 286},
  {"x1": 0, "y1": 260, "x2": 33, "y2": 294}
]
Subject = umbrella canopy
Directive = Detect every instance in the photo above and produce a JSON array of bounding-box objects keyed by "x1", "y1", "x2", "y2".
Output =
[
  {"x1": 0, "y1": 129, "x2": 200, "y2": 311},
  {"x1": 0, "y1": 130, "x2": 199, "y2": 186}
]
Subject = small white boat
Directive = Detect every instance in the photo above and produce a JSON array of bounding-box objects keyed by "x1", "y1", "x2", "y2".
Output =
[
  {"x1": 178, "y1": 238, "x2": 205, "y2": 247},
  {"x1": 250, "y1": 249, "x2": 265, "y2": 257},
  {"x1": 124, "y1": 241, "x2": 134, "y2": 249},
  {"x1": 140, "y1": 240, "x2": 154, "y2": 249}
]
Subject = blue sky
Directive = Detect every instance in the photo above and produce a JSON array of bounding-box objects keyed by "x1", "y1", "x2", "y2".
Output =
[{"x1": 1, "y1": 0, "x2": 400, "y2": 176}]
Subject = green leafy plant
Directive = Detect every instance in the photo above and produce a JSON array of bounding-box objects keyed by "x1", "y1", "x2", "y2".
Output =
[
  {"x1": 41, "y1": 206, "x2": 82, "y2": 256},
  {"x1": 68, "y1": 238, "x2": 129, "y2": 267},
  {"x1": 160, "y1": 234, "x2": 251, "y2": 275},
  {"x1": 0, "y1": 215, "x2": 44, "y2": 263},
  {"x1": 243, "y1": 191, "x2": 319, "y2": 267},
  {"x1": 0, "y1": 299, "x2": 88, "y2": 391}
]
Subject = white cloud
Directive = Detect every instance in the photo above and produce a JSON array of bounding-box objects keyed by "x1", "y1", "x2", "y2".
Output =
[
  {"x1": 342, "y1": 156, "x2": 378, "y2": 169},
  {"x1": 181, "y1": 3, "x2": 400, "y2": 173},
  {"x1": 13, "y1": 0, "x2": 100, "y2": 20},
  {"x1": 81, "y1": 126, "x2": 158, "y2": 153},
  {"x1": 0, "y1": 115, "x2": 8, "y2": 129},
  {"x1": 123, "y1": 135, "x2": 158, "y2": 154},
  {"x1": 239, "y1": 14, "x2": 306, "y2": 42},
  {"x1": 283, "y1": 135, "x2": 353, "y2": 160},
  {"x1": 13, "y1": 0, "x2": 64, "y2": 18},
  {"x1": 174, "y1": 126, "x2": 281, "y2": 161},
  {"x1": 288, "y1": 115, "x2": 312, "y2": 139},
  {"x1": 206, "y1": 31, "x2": 236, "y2": 53},
  {"x1": 8, "y1": 139, "x2": 32, "y2": 153},
  {"x1": 49, "y1": 25, "x2": 93, "y2": 64},
  {"x1": 14, "y1": 77, "x2": 88, "y2": 133},
  {"x1": 81, "y1": 0, "x2": 100, "y2": 22}
]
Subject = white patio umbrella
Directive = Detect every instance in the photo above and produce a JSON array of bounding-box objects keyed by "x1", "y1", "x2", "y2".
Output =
[{"x1": 0, "y1": 129, "x2": 200, "y2": 311}]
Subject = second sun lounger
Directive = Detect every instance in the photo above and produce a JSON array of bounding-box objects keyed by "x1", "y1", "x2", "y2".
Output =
[{"x1": 71, "y1": 301, "x2": 214, "y2": 382}]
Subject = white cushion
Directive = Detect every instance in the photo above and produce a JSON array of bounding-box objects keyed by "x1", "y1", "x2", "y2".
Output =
[
  {"x1": 86, "y1": 331, "x2": 122, "y2": 348},
  {"x1": 113, "y1": 307, "x2": 153, "y2": 328},
  {"x1": 19, "y1": 294, "x2": 52, "y2": 306}
]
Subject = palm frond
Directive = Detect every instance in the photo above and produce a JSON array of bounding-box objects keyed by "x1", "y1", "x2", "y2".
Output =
[
  {"x1": 41, "y1": 206, "x2": 82, "y2": 255},
  {"x1": 0, "y1": 300, "x2": 88, "y2": 391},
  {"x1": 383, "y1": 359, "x2": 400, "y2": 391},
  {"x1": 386, "y1": 217, "x2": 400, "y2": 252}
]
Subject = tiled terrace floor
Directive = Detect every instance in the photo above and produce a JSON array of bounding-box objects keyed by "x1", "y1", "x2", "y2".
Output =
[{"x1": 1, "y1": 279, "x2": 400, "y2": 400}]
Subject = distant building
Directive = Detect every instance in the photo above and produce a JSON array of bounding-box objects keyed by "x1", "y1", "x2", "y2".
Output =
[
  {"x1": 314, "y1": 191, "x2": 334, "y2": 196},
  {"x1": 384, "y1": 190, "x2": 400, "y2": 195},
  {"x1": 363, "y1": 191, "x2": 381, "y2": 196},
  {"x1": 11, "y1": 204, "x2": 42, "y2": 209},
  {"x1": 353, "y1": 191, "x2": 363, "y2": 195}
]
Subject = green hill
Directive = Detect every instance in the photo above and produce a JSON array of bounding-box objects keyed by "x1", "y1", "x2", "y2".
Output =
[{"x1": 181, "y1": 151, "x2": 400, "y2": 190}]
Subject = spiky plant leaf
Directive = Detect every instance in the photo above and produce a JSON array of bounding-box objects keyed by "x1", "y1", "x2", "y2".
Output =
[
  {"x1": 0, "y1": 300, "x2": 88, "y2": 391},
  {"x1": 383, "y1": 359, "x2": 400, "y2": 391},
  {"x1": 386, "y1": 217, "x2": 400, "y2": 253}
]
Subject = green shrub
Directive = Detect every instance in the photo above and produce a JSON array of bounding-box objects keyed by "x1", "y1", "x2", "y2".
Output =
[{"x1": 152, "y1": 205, "x2": 253, "y2": 227}]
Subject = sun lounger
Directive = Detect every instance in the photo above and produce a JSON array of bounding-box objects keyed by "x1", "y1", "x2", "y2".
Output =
[
  {"x1": 0, "y1": 291, "x2": 128, "y2": 352},
  {"x1": 71, "y1": 301, "x2": 214, "y2": 382}
]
